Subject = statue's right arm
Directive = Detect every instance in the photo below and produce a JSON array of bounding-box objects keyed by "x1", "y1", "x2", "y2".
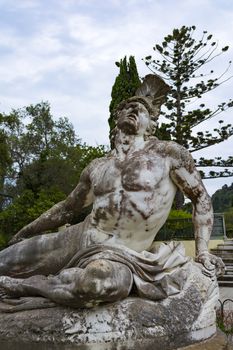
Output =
[{"x1": 9, "y1": 165, "x2": 94, "y2": 244}]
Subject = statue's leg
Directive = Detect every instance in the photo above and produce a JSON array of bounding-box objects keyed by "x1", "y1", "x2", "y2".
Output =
[
  {"x1": 0, "y1": 225, "x2": 82, "y2": 278},
  {"x1": 0, "y1": 259, "x2": 133, "y2": 311}
]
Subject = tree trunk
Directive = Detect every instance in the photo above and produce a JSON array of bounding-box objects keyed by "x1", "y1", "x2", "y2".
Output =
[{"x1": 174, "y1": 189, "x2": 185, "y2": 209}]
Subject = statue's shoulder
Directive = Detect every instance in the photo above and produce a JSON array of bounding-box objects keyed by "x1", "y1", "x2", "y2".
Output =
[
  {"x1": 165, "y1": 141, "x2": 189, "y2": 158},
  {"x1": 164, "y1": 141, "x2": 195, "y2": 171},
  {"x1": 146, "y1": 138, "x2": 184, "y2": 156},
  {"x1": 146, "y1": 138, "x2": 194, "y2": 170},
  {"x1": 87, "y1": 153, "x2": 112, "y2": 171}
]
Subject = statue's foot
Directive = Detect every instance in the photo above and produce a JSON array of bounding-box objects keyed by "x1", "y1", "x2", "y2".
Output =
[
  {"x1": 0, "y1": 276, "x2": 23, "y2": 297},
  {"x1": 0, "y1": 286, "x2": 8, "y2": 299},
  {"x1": 0, "y1": 297, "x2": 56, "y2": 313}
]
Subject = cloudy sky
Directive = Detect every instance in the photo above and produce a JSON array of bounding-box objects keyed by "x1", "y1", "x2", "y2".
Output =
[{"x1": 0, "y1": 0, "x2": 233, "y2": 195}]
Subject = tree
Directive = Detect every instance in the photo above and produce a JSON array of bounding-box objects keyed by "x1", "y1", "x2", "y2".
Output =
[
  {"x1": 108, "y1": 56, "x2": 141, "y2": 147},
  {"x1": 0, "y1": 102, "x2": 107, "y2": 242},
  {"x1": 212, "y1": 183, "x2": 233, "y2": 212},
  {"x1": 0, "y1": 188, "x2": 66, "y2": 246},
  {"x1": 144, "y1": 26, "x2": 233, "y2": 180},
  {"x1": 0, "y1": 113, "x2": 14, "y2": 210},
  {"x1": 2, "y1": 102, "x2": 78, "y2": 196},
  {"x1": 224, "y1": 207, "x2": 233, "y2": 238}
]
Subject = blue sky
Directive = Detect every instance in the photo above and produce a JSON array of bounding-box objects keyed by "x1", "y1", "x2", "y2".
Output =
[{"x1": 0, "y1": 0, "x2": 233, "y2": 195}]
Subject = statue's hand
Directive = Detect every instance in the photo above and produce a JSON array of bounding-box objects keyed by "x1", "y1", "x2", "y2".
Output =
[{"x1": 195, "y1": 251, "x2": 225, "y2": 278}]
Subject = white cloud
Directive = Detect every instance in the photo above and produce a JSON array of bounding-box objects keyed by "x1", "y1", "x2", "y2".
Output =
[
  {"x1": 0, "y1": 0, "x2": 40, "y2": 9},
  {"x1": 0, "y1": 0, "x2": 233, "y2": 195}
]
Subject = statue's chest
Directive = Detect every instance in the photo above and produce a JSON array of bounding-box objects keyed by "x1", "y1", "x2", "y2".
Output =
[
  {"x1": 121, "y1": 155, "x2": 167, "y2": 191},
  {"x1": 92, "y1": 155, "x2": 168, "y2": 194}
]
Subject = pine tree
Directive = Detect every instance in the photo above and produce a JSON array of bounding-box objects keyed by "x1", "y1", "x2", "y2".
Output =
[
  {"x1": 144, "y1": 26, "x2": 233, "y2": 180},
  {"x1": 108, "y1": 56, "x2": 141, "y2": 147}
]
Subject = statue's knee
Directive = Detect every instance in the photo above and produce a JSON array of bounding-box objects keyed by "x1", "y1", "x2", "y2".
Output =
[
  {"x1": 81, "y1": 260, "x2": 132, "y2": 299},
  {"x1": 81, "y1": 260, "x2": 113, "y2": 296},
  {"x1": 85, "y1": 259, "x2": 113, "y2": 279}
]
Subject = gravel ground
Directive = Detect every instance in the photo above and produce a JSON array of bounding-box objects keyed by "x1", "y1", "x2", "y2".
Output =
[{"x1": 178, "y1": 331, "x2": 233, "y2": 350}]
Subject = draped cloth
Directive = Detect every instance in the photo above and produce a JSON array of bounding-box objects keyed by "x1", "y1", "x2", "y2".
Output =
[{"x1": 63, "y1": 241, "x2": 190, "y2": 301}]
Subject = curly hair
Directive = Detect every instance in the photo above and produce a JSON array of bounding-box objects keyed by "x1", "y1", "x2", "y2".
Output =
[{"x1": 110, "y1": 99, "x2": 158, "y2": 147}]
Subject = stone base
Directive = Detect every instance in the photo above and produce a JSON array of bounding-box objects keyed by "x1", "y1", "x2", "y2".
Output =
[
  {"x1": 0, "y1": 260, "x2": 220, "y2": 349},
  {"x1": 0, "y1": 290, "x2": 217, "y2": 350},
  {"x1": 0, "y1": 331, "x2": 232, "y2": 350}
]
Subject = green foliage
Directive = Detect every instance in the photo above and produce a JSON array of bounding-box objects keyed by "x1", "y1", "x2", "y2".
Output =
[
  {"x1": 224, "y1": 207, "x2": 233, "y2": 238},
  {"x1": 0, "y1": 102, "x2": 107, "y2": 245},
  {"x1": 167, "y1": 210, "x2": 192, "y2": 233},
  {"x1": 212, "y1": 183, "x2": 233, "y2": 212},
  {"x1": 0, "y1": 188, "x2": 66, "y2": 245},
  {"x1": 155, "y1": 209, "x2": 193, "y2": 241},
  {"x1": 0, "y1": 114, "x2": 13, "y2": 209},
  {"x1": 1, "y1": 102, "x2": 107, "y2": 198},
  {"x1": 77, "y1": 144, "x2": 107, "y2": 173},
  {"x1": 168, "y1": 209, "x2": 192, "y2": 219},
  {"x1": 144, "y1": 25, "x2": 233, "y2": 179},
  {"x1": 109, "y1": 56, "x2": 141, "y2": 147},
  {"x1": 212, "y1": 183, "x2": 233, "y2": 238},
  {"x1": 7, "y1": 101, "x2": 77, "y2": 166}
]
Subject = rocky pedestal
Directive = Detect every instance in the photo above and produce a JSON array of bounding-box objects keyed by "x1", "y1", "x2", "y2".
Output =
[{"x1": 0, "y1": 263, "x2": 219, "y2": 350}]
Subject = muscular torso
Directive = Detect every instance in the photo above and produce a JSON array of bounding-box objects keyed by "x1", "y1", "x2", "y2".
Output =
[{"x1": 86, "y1": 141, "x2": 177, "y2": 252}]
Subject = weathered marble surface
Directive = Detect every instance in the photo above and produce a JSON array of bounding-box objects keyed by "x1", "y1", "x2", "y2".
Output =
[
  {"x1": 0, "y1": 261, "x2": 219, "y2": 350},
  {"x1": 0, "y1": 332, "x2": 231, "y2": 350},
  {"x1": 0, "y1": 75, "x2": 224, "y2": 312},
  {"x1": 0, "y1": 296, "x2": 215, "y2": 350},
  {"x1": 0, "y1": 74, "x2": 225, "y2": 348}
]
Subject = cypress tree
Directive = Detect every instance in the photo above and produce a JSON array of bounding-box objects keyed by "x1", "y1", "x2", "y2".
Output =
[{"x1": 108, "y1": 56, "x2": 141, "y2": 147}]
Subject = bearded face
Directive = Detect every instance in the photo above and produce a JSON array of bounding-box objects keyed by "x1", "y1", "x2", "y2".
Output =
[{"x1": 116, "y1": 102, "x2": 151, "y2": 136}]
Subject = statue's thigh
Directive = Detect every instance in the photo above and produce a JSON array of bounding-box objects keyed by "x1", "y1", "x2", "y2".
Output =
[{"x1": 0, "y1": 228, "x2": 81, "y2": 278}]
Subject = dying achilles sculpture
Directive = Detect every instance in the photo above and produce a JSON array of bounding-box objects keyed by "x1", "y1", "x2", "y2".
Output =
[{"x1": 0, "y1": 75, "x2": 224, "y2": 348}]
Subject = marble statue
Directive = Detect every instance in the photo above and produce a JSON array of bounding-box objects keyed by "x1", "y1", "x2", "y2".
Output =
[{"x1": 0, "y1": 74, "x2": 224, "y2": 314}]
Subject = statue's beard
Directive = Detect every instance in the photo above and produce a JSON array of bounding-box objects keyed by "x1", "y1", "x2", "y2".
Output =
[{"x1": 117, "y1": 116, "x2": 139, "y2": 135}]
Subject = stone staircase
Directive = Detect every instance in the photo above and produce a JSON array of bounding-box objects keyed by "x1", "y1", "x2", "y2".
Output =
[{"x1": 210, "y1": 239, "x2": 233, "y2": 287}]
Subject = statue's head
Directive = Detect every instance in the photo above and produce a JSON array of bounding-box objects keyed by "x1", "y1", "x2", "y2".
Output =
[
  {"x1": 114, "y1": 99, "x2": 157, "y2": 138},
  {"x1": 111, "y1": 74, "x2": 170, "y2": 145}
]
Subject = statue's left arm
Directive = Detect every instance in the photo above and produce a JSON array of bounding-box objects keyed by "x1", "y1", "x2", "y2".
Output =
[
  {"x1": 9, "y1": 164, "x2": 94, "y2": 245},
  {"x1": 169, "y1": 144, "x2": 225, "y2": 276}
]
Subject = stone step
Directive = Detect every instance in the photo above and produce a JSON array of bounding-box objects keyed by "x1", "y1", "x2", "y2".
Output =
[
  {"x1": 210, "y1": 250, "x2": 233, "y2": 256},
  {"x1": 210, "y1": 247, "x2": 233, "y2": 251},
  {"x1": 212, "y1": 256, "x2": 233, "y2": 262},
  {"x1": 215, "y1": 245, "x2": 233, "y2": 250},
  {"x1": 218, "y1": 280, "x2": 233, "y2": 287},
  {"x1": 223, "y1": 240, "x2": 233, "y2": 245},
  {"x1": 211, "y1": 256, "x2": 233, "y2": 263},
  {"x1": 223, "y1": 266, "x2": 233, "y2": 272},
  {"x1": 225, "y1": 268, "x2": 233, "y2": 275},
  {"x1": 222, "y1": 258, "x2": 233, "y2": 263},
  {"x1": 218, "y1": 275, "x2": 233, "y2": 281},
  {"x1": 225, "y1": 270, "x2": 233, "y2": 274},
  {"x1": 211, "y1": 254, "x2": 233, "y2": 261}
]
